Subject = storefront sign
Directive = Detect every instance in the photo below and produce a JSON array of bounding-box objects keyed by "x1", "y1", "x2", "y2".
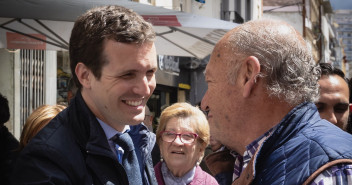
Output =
[
  {"x1": 6, "y1": 32, "x2": 46, "y2": 50},
  {"x1": 142, "y1": 15, "x2": 181, "y2": 26},
  {"x1": 158, "y1": 55, "x2": 180, "y2": 75}
]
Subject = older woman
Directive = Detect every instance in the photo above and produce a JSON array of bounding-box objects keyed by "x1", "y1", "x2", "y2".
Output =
[{"x1": 155, "y1": 102, "x2": 218, "y2": 185}]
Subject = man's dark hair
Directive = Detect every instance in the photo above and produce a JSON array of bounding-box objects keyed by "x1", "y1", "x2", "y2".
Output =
[
  {"x1": 0, "y1": 93, "x2": 10, "y2": 126},
  {"x1": 69, "y1": 5, "x2": 156, "y2": 89},
  {"x1": 319, "y1": 62, "x2": 348, "y2": 83}
]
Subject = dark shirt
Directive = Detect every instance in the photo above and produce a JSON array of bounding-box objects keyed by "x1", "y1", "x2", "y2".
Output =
[
  {"x1": 152, "y1": 143, "x2": 161, "y2": 167},
  {"x1": 0, "y1": 125, "x2": 19, "y2": 185}
]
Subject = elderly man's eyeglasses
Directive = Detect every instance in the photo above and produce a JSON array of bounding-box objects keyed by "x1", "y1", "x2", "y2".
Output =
[{"x1": 160, "y1": 131, "x2": 198, "y2": 144}]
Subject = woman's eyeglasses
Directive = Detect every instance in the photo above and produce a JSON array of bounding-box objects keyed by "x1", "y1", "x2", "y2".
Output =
[{"x1": 160, "y1": 131, "x2": 198, "y2": 144}]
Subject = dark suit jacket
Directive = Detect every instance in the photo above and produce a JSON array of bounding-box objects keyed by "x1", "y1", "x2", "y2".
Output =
[{"x1": 11, "y1": 92, "x2": 157, "y2": 185}]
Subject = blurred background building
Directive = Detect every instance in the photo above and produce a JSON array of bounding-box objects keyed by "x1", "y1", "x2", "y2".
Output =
[{"x1": 333, "y1": 9, "x2": 352, "y2": 77}]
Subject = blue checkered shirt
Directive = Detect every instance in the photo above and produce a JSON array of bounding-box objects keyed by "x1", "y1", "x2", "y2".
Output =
[{"x1": 230, "y1": 127, "x2": 352, "y2": 184}]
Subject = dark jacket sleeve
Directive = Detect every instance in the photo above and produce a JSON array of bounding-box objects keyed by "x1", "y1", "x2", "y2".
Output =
[
  {"x1": 11, "y1": 143, "x2": 75, "y2": 185},
  {"x1": 0, "y1": 126, "x2": 19, "y2": 185},
  {"x1": 205, "y1": 149, "x2": 235, "y2": 185}
]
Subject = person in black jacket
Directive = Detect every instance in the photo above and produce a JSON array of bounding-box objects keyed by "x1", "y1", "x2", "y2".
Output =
[
  {"x1": 0, "y1": 93, "x2": 19, "y2": 185},
  {"x1": 11, "y1": 5, "x2": 158, "y2": 185}
]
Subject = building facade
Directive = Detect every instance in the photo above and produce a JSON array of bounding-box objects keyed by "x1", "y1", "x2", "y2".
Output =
[
  {"x1": 263, "y1": 0, "x2": 335, "y2": 65},
  {"x1": 333, "y1": 10, "x2": 352, "y2": 77}
]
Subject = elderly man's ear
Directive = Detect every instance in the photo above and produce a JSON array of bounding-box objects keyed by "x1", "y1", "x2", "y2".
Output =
[{"x1": 242, "y1": 56, "x2": 261, "y2": 98}]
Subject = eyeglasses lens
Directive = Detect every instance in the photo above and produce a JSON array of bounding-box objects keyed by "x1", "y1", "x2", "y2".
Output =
[{"x1": 161, "y1": 132, "x2": 196, "y2": 144}]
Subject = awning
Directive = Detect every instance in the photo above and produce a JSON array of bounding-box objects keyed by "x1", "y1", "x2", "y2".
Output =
[{"x1": 0, "y1": 0, "x2": 238, "y2": 59}]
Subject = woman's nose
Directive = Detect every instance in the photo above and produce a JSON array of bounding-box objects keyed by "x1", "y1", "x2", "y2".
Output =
[{"x1": 172, "y1": 135, "x2": 184, "y2": 145}]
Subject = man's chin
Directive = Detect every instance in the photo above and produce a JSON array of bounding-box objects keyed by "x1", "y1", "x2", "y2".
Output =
[
  {"x1": 130, "y1": 117, "x2": 144, "y2": 125},
  {"x1": 129, "y1": 121, "x2": 143, "y2": 126}
]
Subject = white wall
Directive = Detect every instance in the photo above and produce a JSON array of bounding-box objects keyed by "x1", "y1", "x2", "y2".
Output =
[
  {"x1": 0, "y1": 49, "x2": 57, "y2": 138},
  {"x1": 252, "y1": 0, "x2": 262, "y2": 20},
  {"x1": 169, "y1": 0, "x2": 261, "y2": 21},
  {"x1": 171, "y1": 0, "x2": 221, "y2": 19},
  {"x1": 45, "y1": 51, "x2": 57, "y2": 105},
  {"x1": 13, "y1": 50, "x2": 21, "y2": 138},
  {"x1": 263, "y1": 12, "x2": 303, "y2": 35},
  {"x1": 191, "y1": 0, "x2": 222, "y2": 19},
  {"x1": 321, "y1": 16, "x2": 331, "y2": 63},
  {"x1": 0, "y1": 49, "x2": 15, "y2": 134},
  {"x1": 154, "y1": 0, "x2": 173, "y2": 9}
]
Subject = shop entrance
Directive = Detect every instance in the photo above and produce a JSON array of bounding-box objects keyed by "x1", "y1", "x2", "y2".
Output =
[{"x1": 147, "y1": 84, "x2": 177, "y2": 132}]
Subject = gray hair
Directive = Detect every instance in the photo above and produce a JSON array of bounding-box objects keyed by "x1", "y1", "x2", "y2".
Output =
[{"x1": 224, "y1": 19, "x2": 320, "y2": 105}]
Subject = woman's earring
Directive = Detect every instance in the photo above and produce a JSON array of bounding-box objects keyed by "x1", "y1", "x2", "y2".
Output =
[
  {"x1": 160, "y1": 157, "x2": 164, "y2": 162},
  {"x1": 196, "y1": 161, "x2": 200, "y2": 166}
]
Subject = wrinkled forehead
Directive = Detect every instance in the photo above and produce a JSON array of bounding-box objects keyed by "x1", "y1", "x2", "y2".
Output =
[
  {"x1": 165, "y1": 117, "x2": 195, "y2": 131},
  {"x1": 205, "y1": 41, "x2": 232, "y2": 77}
]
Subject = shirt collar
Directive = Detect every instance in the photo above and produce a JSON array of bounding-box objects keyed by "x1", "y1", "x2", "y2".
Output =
[
  {"x1": 232, "y1": 124, "x2": 278, "y2": 181},
  {"x1": 161, "y1": 162, "x2": 195, "y2": 185},
  {"x1": 243, "y1": 126, "x2": 276, "y2": 165},
  {"x1": 97, "y1": 118, "x2": 130, "y2": 141}
]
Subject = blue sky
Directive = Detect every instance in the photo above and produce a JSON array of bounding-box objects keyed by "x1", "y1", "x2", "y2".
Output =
[{"x1": 330, "y1": 0, "x2": 352, "y2": 10}]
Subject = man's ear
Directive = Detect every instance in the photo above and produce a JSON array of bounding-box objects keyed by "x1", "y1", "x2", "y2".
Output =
[
  {"x1": 75, "y1": 62, "x2": 92, "y2": 89},
  {"x1": 243, "y1": 56, "x2": 261, "y2": 98}
]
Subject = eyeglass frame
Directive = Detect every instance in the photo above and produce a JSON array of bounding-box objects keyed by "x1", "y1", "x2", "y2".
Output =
[{"x1": 160, "y1": 131, "x2": 199, "y2": 144}]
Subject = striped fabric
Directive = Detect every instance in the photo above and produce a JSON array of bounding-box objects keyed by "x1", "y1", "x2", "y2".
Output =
[
  {"x1": 310, "y1": 164, "x2": 352, "y2": 185},
  {"x1": 231, "y1": 127, "x2": 275, "y2": 181}
]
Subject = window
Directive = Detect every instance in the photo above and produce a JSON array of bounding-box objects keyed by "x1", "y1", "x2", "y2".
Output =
[{"x1": 20, "y1": 49, "x2": 45, "y2": 129}]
